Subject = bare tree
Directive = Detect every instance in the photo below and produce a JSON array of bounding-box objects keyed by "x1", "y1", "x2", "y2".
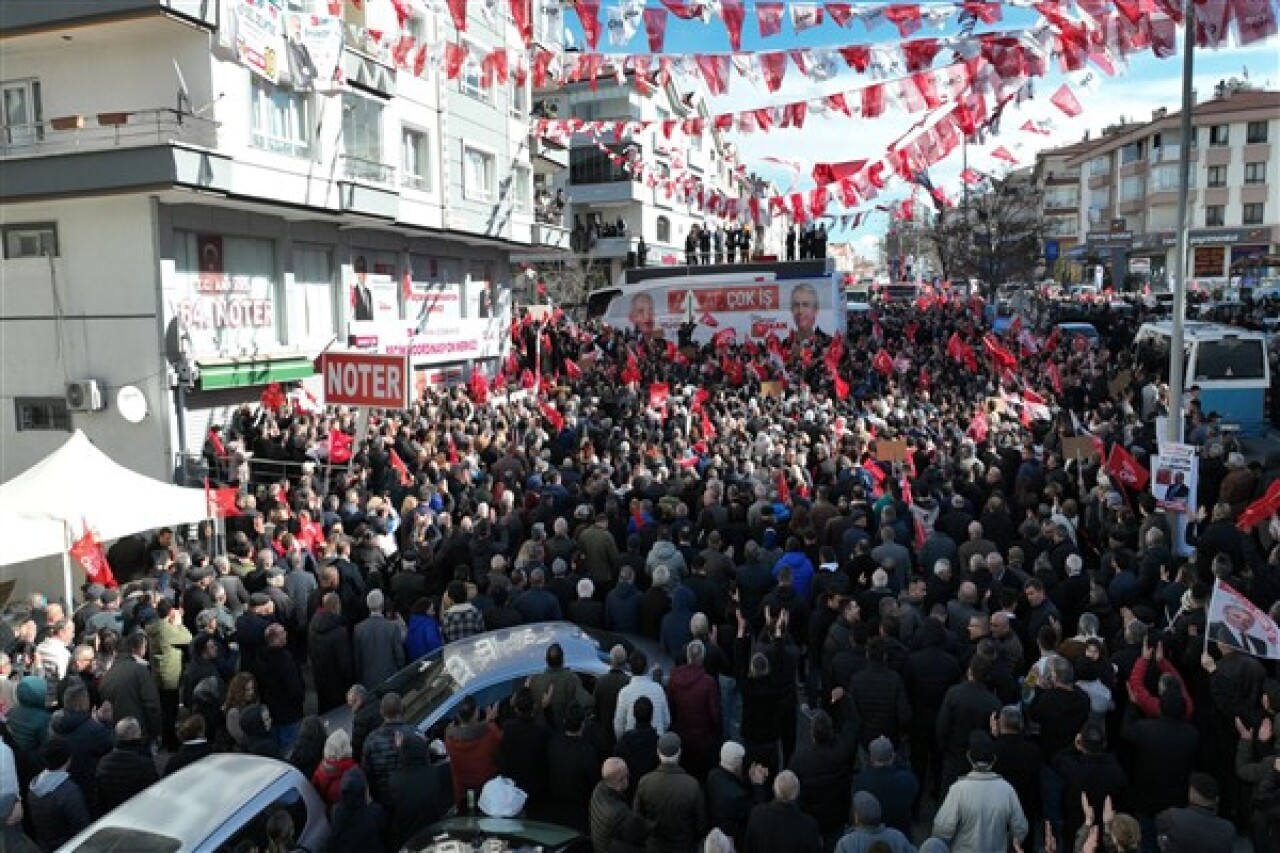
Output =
[{"x1": 923, "y1": 176, "x2": 1045, "y2": 290}]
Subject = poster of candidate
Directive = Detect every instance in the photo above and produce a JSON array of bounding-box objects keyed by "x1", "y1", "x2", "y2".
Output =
[
  {"x1": 233, "y1": 0, "x2": 286, "y2": 83},
  {"x1": 284, "y1": 11, "x2": 344, "y2": 92},
  {"x1": 1151, "y1": 441, "x2": 1198, "y2": 514},
  {"x1": 1207, "y1": 580, "x2": 1280, "y2": 659}
]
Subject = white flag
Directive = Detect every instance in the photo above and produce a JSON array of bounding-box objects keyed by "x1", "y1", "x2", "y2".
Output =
[{"x1": 1208, "y1": 580, "x2": 1280, "y2": 659}]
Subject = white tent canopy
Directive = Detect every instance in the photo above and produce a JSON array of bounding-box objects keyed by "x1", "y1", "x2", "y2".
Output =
[
  {"x1": 0, "y1": 509, "x2": 69, "y2": 568},
  {"x1": 0, "y1": 430, "x2": 209, "y2": 574}
]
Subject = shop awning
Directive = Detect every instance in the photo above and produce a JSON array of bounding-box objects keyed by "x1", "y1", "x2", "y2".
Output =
[{"x1": 197, "y1": 356, "x2": 314, "y2": 390}]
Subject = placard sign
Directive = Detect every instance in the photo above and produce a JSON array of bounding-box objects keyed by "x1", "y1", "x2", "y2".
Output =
[{"x1": 321, "y1": 352, "x2": 409, "y2": 408}]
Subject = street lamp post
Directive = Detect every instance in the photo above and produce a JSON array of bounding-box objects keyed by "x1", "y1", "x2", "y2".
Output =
[{"x1": 1166, "y1": 0, "x2": 1196, "y2": 445}]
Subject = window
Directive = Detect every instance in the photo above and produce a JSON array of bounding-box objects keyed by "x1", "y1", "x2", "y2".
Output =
[
  {"x1": 1089, "y1": 156, "x2": 1112, "y2": 176},
  {"x1": 512, "y1": 165, "x2": 531, "y2": 212},
  {"x1": 1244, "y1": 162, "x2": 1266, "y2": 184},
  {"x1": 341, "y1": 93, "x2": 387, "y2": 181},
  {"x1": 2, "y1": 78, "x2": 43, "y2": 146},
  {"x1": 250, "y1": 78, "x2": 311, "y2": 158},
  {"x1": 3, "y1": 222, "x2": 58, "y2": 258},
  {"x1": 1247, "y1": 120, "x2": 1269, "y2": 144},
  {"x1": 656, "y1": 216, "x2": 671, "y2": 243},
  {"x1": 401, "y1": 127, "x2": 432, "y2": 192},
  {"x1": 1150, "y1": 165, "x2": 1178, "y2": 192},
  {"x1": 1205, "y1": 205, "x2": 1225, "y2": 226},
  {"x1": 569, "y1": 143, "x2": 635, "y2": 184},
  {"x1": 1120, "y1": 141, "x2": 1144, "y2": 164},
  {"x1": 458, "y1": 44, "x2": 488, "y2": 102},
  {"x1": 1206, "y1": 165, "x2": 1227, "y2": 188},
  {"x1": 1119, "y1": 175, "x2": 1144, "y2": 202},
  {"x1": 287, "y1": 244, "x2": 335, "y2": 346},
  {"x1": 1209, "y1": 124, "x2": 1230, "y2": 146},
  {"x1": 15, "y1": 397, "x2": 70, "y2": 431},
  {"x1": 510, "y1": 79, "x2": 530, "y2": 116},
  {"x1": 215, "y1": 788, "x2": 310, "y2": 853},
  {"x1": 1193, "y1": 339, "x2": 1265, "y2": 381},
  {"x1": 1243, "y1": 203, "x2": 1265, "y2": 225},
  {"x1": 462, "y1": 144, "x2": 495, "y2": 201}
]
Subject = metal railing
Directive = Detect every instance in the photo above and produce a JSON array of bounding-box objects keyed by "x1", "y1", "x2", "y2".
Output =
[
  {"x1": 340, "y1": 153, "x2": 397, "y2": 185},
  {"x1": 0, "y1": 109, "x2": 219, "y2": 158}
]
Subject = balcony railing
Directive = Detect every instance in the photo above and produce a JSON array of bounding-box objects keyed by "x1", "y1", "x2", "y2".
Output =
[
  {"x1": 340, "y1": 153, "x2": 396, "y2": 185},
  {"x1": 0, "y1": 109, "x2": 218, "y2": 158}
]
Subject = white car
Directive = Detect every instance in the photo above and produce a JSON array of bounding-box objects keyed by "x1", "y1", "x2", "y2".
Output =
[{"x1": 58, "y1": 755, "x2": 329, "y2": 853}]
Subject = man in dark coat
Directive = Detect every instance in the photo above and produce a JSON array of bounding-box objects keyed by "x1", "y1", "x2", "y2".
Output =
[
  {"x1": 614, "y1": 696, "x2": 660, "y2": 788},
  {"x1": 309, "y1": 592, "x2": 355, "y2": 713},
  {"x1": 634, "y1": 733, "x2": 705, "y2": 852},
  {"x1": 846, "y1": 637, "x2": 912, "y2": 748},
  {"x1": 27, "y1": 739, "x2": 92, "y2": 851},
  {"x1": 387, "y1": 735, "x2": 448, "y2": 849},
  {"x1": 905, "y1": 618, "x2": 963, "y2": 801},
  {"x1": 594, "y1": 646, "x2": 632, "y2": 753},
  {"x1": 1122, "y1": 692, "x2": 1199, "y2": 823},
  {"x1": 47, "y1": 684, "x2": 112, "y2": 809},
  {"x1": 589, "y1": 758, "x2": 647, "y2": 853},
  {"x1": 605, "y1": 566, "x2": 643, "y2": 634},
  {"x1": 256, "y1": 624, "x2": 306, "y2": 751},
  {"x1": 544, "y1": 703, "x2": 601, "y2": 831},
  {"x1": 706, "y1": 741, "x2": 768, "y2": 846},
  {"x1": 743, "y1": 770, "x2": 823, "y2": 853},
  {"x1": 94, "y1": 717, "x2": 159, "y2": 816},
  {"x1": 848, "y1": 736, "x2": 919, "y2": 839},
  {"x1": 666, "y1": 640, "x2": 721, "y2": 781},
  {"x1": 97, "y1": 631, "x2": 163, "y2": 746},
  {"x1": 1053, "y1": 722, "x2": 1128, "y2": 845},
  {"x1": 936, "y1": 656, "x2": 1002, "y2": 791},
  {"x1": 788, "y1": 712, "x2": 854, "y2": 844},
  {"x1": 1155, "y1": 773, "x2": 1237, "y2": 852},
  {"x1": 991, "y1": 706, "x2": 1044, "y2": 833},
  {"x1": 498, "y1": 687, "x2": 552, "y2": 811},
  {"x1": 352, "y1": 590, "x2": 405, "y2": 690}
]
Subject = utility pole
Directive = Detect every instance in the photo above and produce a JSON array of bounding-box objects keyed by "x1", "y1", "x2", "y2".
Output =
[{"x1": 1166, "y1": 0, "x2": 1195, "y2": 445}]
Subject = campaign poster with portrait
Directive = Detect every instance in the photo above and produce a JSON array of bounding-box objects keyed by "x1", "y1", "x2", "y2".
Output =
[
  {"x1": 284, "y1": 11, "x2": 344, "y2": 92},
  {"x1": 1151, "y1": 441, "x2": 1198, "y2": 514},
  {"x1": 234, "y1": 0, "x2": 286, "y2": 83},
  {"x1": 346, "y1": 253, "x2": 400, "y2": 343},
  {"x1": 1207, "y1": 579, "x2": 1280, "y2": 659},
  {"x1": 600, "y1": 273, "x2": 841, "y2": 344}
]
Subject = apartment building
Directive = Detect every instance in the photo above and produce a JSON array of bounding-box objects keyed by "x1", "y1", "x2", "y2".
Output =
[
  {"x1": 1032, "y1": 137, "x2": 1093, "y2": 282},
  {"x1": 1063, "y1": 84, "x2": 1278, "y2": 289},
  {"x1": 0, "y1": 0, "x2": 560, "y2": 481},
  {"x1": 525, "y1": 71, "x2": 783, "y2": 290}
]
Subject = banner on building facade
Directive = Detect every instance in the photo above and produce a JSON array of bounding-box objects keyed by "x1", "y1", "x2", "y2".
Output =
[{"x1": 233, "y1": 0, "x2": 287, "y2": 83}]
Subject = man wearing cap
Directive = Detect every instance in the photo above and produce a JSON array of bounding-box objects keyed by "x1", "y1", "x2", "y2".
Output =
[
  {"x1": 1155, "y1": 772, "x2": 1237, "y2": 852},
  {"x1": 833, "y1": 791, "x2": 914, "y2": 853},
  {"x1": 849, "y1": 736, "x2": 918, "y2": 839},
  {"x1": 932, "y1": 731, "x2": 1028, "y2": 853},
  {"x1": 634, "y1": 732, "x2": 705, "y2": 852}
]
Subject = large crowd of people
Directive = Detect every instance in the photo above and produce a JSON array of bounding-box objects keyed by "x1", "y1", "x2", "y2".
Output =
[{"x1": 1, "y1": 282, "x2": 1279, "y2": 853}]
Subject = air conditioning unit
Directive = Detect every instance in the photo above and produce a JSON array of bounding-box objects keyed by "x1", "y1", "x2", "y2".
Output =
[{"x1": 66, "y1": 380, "x2": 105, "y2": 413}]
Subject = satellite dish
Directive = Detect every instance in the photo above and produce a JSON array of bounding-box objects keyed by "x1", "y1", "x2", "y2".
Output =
[{"x1": 116, "y1": 386, "x2": 148, "y2": 424}]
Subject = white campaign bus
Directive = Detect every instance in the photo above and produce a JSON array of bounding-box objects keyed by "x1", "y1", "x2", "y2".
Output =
[
  {"x1": 1133, "y1": 321, "x2": 1273, "y2": 438},
  {"x1": 587, "y1": 259, "x2": 843, "y2": 345}
]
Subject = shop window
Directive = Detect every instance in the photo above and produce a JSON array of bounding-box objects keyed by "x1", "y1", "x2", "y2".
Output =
[
  {"x1": 15, "y1": 397, "x2": 70, "y2": 431},
  {"x1": 3, "y1": 222, "x2": 58, "y2": 258},
  {"x1": 1244, "y1": 162, "x2": 1266, "y2": 185},
  {"x1": 1205, "y1": 205, "x2": 1225, "y2": 227},
  {"x1": 1243, "y1": 203, "x2": 1265, "y2": 225},
  {"x1": 1246, "y1": 121, "x2": 1269, "y2": 144}
]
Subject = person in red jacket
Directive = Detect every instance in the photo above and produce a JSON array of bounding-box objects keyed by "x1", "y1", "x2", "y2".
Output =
[
  {"x1": 1127, "y1": 637, "x2": 1194, "y2": 721},
  {"x1": 667, "y1": 639, "x2": 722, "y2": 782},
  {"x1": 444, "y1": 695, "x2": 503, "y2": 808},
  {"x1": 312, "y1": 729, "x2": 358, "y2": 813}
]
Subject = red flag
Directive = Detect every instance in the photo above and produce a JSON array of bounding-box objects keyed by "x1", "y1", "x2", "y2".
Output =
[
  {"x1": 884, "y1": 3, "x2": 923, "y2": 36},
  {"x1": 446, "y1": 0, "x2": 468, "y2": 32},
  {"x1": 919, "y1": 367, "x2": 931, "y2": 389},
  {"x1": 1023, "y1": 388, "x2": 1047, "y2": 406},
  {"x1": 468, "y1": 370, "x2": 489, "y2": 405},
  {"x1": 695, "y1": 55, "x2": 731, "y2": 95},
  {"x1": 643, "y1": 7, "x2": 669, "y2": 50},
  {"x1": 1050, "y1": 83, "x2": 1084, "y2": 118},
  {"x1": 204, "y1": 478, "x2": 242, "y2": 518},
  {"x1": 573, "y1": 0, "x2": 602, "y2": 49},
  {"x1": 1044, "y1": 326, "x2": 1062, "y2": 352},
  {"x1": 832, "y1": 374, "x2": 850, "y2": 400},
  {"x1": 692, "y1": 388, "x2": 711, "y2": 411},
  {"x1": 699, "y1": 408, "x2": 716, "y2": 439},
  {"x1": 520, "y1": 368, "x2": 536, "y2": 389},
  {"x1": 757, "y1": 1, "x2": 784, "y2": 36},
  {"x1": 1238, "y1": 481, "x2": 1280, "y2": 532},
  {"x1": 1047, "y1": 361, "x2": 1063, "y2": 395},
  {"x1": 69, "y1": 521, "x2": 117, "y2": 588},
  {"x1": 711, "y1": 328, "x2": 737, "y2": 350},
  {"x1": 509, "y1": 0, "x2": 532, "y2": 44},
  {"x1": 990, "y1": 146, "x2": 1018, "y2": 164},
  {"x1": 389, "y1": 449, "x2": 414, "y2": 487},
  {"x1": 873, "y1": 349, "x2": 894, "y2": 376},
  {"x1": 776, "y1": 470, "x2": 791, "y2": 506},
  {"x1": 539, "y1": 400, "x2": 565, "y2": 433},
  {"x1": 648, "y1": 382, "x2": 670, "y2": 411},
  {"x1": 982, "y1": 334, "x2": 1018, "y2": 371},
  {"x1": 720, "y1": 0, "x2": 745, "y2": 49},
  {"x1": 862, "y1": 458, "x2": 886, "y2": 497},
  {"x1": 967, "y1": 410, "x2": 990, "y2": 443},
  {"x1": 1105, "y1": 443, "x2": 1149, "y2": 492},
  {"x1": 563, "y1": 359, "x2": 582, "y2": 380}
]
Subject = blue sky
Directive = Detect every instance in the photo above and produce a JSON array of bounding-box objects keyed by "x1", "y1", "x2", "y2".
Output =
[{"x1": 562, "y1": 4, "x2": 1280, "y2": 251}]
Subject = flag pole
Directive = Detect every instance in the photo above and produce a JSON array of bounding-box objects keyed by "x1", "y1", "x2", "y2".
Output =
[{"x1": 61, "y1": 520, "x2": 75, "y2": 609}]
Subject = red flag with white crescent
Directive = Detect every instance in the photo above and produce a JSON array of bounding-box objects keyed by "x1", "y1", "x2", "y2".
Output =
[{"x1": 69, "y1": 520, "x2": 117, "y2": 588}]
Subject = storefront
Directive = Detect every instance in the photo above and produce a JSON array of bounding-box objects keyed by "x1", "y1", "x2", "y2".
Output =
[
  {"x1": 1187, "y1": 227, "x2": 1274, "y2": 294},
  {"x1": 1130, "y1": 231, "x2": 1176, "y2": 287}
]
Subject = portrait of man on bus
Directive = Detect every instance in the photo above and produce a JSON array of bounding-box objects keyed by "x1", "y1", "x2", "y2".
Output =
[
  {"x1": 629, "y1": 291, "x2": 656, "y2": 336},
  {"x1": 790, "y1": 282, "x2": 820, "y2": 342}
]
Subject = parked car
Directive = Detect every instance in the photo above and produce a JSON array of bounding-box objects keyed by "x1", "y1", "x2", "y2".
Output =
[
  {"x1": 1054, "y1": 321, "x2": 1101, "y2": 348},
  {"x1": 323, "y1": 623, "x2": 663, "y2": 740},
  {"x1": 58, "y1": 755, "x2": 328, "y2": 853},
  {"x1": 402, "y1": 816, "x2": 588, "y2": 853}
]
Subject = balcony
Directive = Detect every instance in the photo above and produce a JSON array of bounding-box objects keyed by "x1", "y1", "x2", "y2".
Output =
[
  {"x1": 590, "y1": 235, "x2": 640, "y2": 259},
  {"x1": 337, "y1": 155, "x2": 399, "y2": 219},
  {"x1": 1088, "y1": 172, "x2": 1113, "y2": 190},
  {"x1": 0, "y1": 0, "x2": 218, "y2": 33},
  {"x1": 0, "y1": 109, "x2": 217, "y2": 159},
  {"x1": 531, "y1": 220, "x2": 572, "y2": 251},
  {"x1": 532, "y1": 136, "x2": 568, "y2": 173},
  {"x1": 566, "y1": 179, "x2": 646, "y2": 206}
]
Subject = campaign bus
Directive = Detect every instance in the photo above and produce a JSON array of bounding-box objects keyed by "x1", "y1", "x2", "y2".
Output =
[
  {"x1": 1134, "y1": 321, "x2": 1273, "y2": 438},
  {"x1": 587, "y1": 259, "x2": 843, "y2": 345}
]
